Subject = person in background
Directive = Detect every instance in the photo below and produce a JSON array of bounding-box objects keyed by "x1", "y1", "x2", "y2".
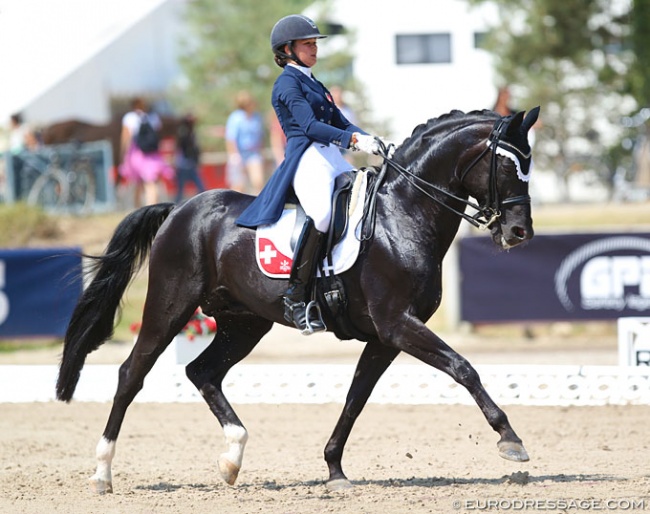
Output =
[
  {"x1": 492, "y1": 86, "x2": 516, "y2": 117},
  {"x1": 268, "y1": 109, "x2": 287, "y2": 167},
  {"x1": 330, "y1": 85, "x2": 357, "y2": 162},
  {"x1": 329, "y1": 86, "x2": 357, "y2": 125},
  {"x1": 119, "y1": 97, "x2": 173, "y2": 207},
  {"x1": 8, "y1": 112, "x2": 37, "y2": 154},
  {"x1": 225, "y1": 90, "x2": 265, "y2": 194},
  {"x1": 174, "y1": 114, "x2": 205, "y2": 203},
  {"x1": 236, "y1": 14, "x2": 384, "y2": 334},
  {"x1": 493, "y1": 85, "x2": 540, "y2": 148},
  {"x1": 6, "y1": 112, "x2": 38, "y2": 200}
]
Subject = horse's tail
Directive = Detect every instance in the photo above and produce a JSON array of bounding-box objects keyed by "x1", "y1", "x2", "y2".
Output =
[{"x1": 56, "y1": 203, "x2": 176, "y2": 402}]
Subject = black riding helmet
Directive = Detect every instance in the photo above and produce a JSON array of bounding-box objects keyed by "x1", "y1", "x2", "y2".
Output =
[{"x1": 270, "y1": 14, "x2": 327, "y2": 67}]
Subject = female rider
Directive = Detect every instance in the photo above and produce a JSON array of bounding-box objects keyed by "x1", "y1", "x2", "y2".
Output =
[{"x1": 236, "y1": 14, "x2": 381, "y2": 334}]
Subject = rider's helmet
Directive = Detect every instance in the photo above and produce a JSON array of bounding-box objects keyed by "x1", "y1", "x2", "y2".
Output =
[{"x1": 271, "y1": 14, "x2": 327, "y2": 67}]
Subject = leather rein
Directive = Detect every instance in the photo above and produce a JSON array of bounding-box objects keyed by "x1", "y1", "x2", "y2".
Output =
[{"x1": 374, "y1": 116, "x2": 531, "y2": 231}]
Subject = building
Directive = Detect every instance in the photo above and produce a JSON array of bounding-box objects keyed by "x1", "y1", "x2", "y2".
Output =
[
  {"x1": 1, "y1": 0, "x2": 498, "y2": 140},
  {"x1": 0, "y1": 0, "x2": 185, "y2": 129},
  {"x1": 322, "y1": 0, "x2": 499, "y2": 142}
]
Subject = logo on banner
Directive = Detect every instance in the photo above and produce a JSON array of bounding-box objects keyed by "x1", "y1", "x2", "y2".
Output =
[{"x1": 554, "y1": 236, "x2": 650, "y2": 311}]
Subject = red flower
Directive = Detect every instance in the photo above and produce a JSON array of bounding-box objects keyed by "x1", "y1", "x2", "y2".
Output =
[{"x1": 131, "y1": 308, "x2": 217, "y2": 338}]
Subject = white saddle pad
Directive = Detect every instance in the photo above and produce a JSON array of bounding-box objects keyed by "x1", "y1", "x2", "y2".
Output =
[{"x1": 255, "y1": 171, "x2": 368, "y2": 278}]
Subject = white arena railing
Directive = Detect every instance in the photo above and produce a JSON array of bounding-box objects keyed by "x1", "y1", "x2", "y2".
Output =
[
  {"x1": 2, "y1": 316, "x2": 649, "y2": 406},
  {"x1": 1, "y1": 362, "x2": 649, "y2": 406}
]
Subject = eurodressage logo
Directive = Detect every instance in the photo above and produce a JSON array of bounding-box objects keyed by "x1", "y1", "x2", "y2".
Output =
[{"x1": 554, "y1": 236, "x2": 650, "y2": 312}]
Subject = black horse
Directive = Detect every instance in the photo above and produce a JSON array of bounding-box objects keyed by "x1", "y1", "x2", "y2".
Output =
[{"x1": 56, "y1": 107, "x2": 540, "y2": 493}]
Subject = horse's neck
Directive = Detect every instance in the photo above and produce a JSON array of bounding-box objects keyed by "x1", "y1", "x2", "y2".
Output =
[{"x1": 379, "y1": 158, "x2": 465, "y2": 256}]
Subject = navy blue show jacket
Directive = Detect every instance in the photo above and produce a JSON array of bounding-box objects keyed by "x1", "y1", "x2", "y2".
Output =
[{"x1": 236, "y1": 65, "x2": 366, "y2": 228}]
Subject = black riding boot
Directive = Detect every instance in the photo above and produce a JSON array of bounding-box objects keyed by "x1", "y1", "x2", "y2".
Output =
[{"x1": 283, "y1": 217, "x2": 326, "y2": 335}]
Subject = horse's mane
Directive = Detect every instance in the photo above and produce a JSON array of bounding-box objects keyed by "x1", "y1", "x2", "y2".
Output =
[{"x1": 397, "y1": 109, "x2": 499, "y2": 155}]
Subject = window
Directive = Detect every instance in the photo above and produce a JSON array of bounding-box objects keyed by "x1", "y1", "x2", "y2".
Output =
[
  {"x1": 395, "y1": 33, "x2": 451, "y2": 64},
  {"x1": 474, "y1": 32, "x2": 488, "y2": 49}
]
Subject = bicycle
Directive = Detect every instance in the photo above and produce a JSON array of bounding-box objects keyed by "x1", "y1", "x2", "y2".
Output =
[
  {"x1": 11, "y1": 144, "x2": 96, "y2": 213},
  {"x1": 27, "y1": 149, "x2": 96, "y2": 213}
]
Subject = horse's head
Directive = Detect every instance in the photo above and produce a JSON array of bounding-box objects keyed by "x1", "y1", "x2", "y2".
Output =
[{"x1": 458, "y1": 107, "x2": 540, "y2": 249}]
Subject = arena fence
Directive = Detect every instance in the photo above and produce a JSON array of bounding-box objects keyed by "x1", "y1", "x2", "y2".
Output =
[{"x1": 1, "y1": 362, "x2": 649, "y2": 406}]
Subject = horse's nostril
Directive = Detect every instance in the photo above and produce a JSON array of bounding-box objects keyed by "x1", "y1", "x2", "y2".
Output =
[{"x1": 513, "y1": 226, "x2": 526, "y2": 240}]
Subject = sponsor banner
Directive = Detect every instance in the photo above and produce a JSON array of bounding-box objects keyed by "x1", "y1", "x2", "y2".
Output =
[
  {"x1": 0, "y1": 247, "x2": 82, "y2": 338},
  {"x1": 459, "y1": 233, "x2": 650, "y2": 322}
]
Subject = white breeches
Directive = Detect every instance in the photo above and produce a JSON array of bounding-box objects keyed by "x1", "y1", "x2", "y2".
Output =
[{"x1": 292, "y1": 142, "x2": 355, "y2": 233}]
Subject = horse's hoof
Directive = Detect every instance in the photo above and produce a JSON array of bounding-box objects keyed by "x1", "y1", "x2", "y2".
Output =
[
  {"x1": 218, "y1": 455, "x2": 240, "y2": 486},
  {"x1": 326, "y1": 478, "x2": 354, "y2": 491},
  {"x1": 498, "y1": 441, "x2": 530, "y2": 462},
  {"x1": 89, "y1": 477, "x2": 113, "y2": 494}
]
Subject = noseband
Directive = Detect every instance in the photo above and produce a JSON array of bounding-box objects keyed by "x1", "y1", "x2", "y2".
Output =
[{"x1": 376, "y1": 116, "x2": 531, "y2": 230}]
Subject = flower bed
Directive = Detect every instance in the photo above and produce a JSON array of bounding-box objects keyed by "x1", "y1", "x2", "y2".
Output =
[{"x1": 131, "y1": 308, "x2": 217, "y2": 366}]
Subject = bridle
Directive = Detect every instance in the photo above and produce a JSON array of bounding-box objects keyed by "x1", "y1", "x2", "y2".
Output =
[{"x1": 374, "y1": 115, "x2": 532, "y2": 231}]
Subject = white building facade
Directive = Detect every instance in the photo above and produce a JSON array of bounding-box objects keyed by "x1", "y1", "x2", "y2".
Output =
[{"x1": 323, "y1": 0, "x2": 500, "y2": 142}]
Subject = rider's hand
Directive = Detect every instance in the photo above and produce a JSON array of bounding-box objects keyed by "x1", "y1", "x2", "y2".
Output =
[{"x1": 351, "y1": 133, "x2": 381, "y2": 155}]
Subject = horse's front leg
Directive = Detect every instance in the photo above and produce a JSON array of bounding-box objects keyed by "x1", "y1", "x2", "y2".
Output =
[
  {"x1": 185, "y1": 313, "x2": 273, "y2": 486},
  {"x1": 384, "y1": 313, "x2": 529, "y2": 462},
  {"x1": 324, "y1": 343, "x2": 400, "y2": 490}
]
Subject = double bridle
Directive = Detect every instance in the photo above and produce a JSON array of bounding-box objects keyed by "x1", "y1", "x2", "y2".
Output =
[{"x1": 375, "y1": 116, "x2": 531, "y2": 230}]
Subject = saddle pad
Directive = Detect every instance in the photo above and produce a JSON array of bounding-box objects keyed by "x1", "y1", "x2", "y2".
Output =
[{"x1": 256, "y1": 171, "x2": 368, "y2": 278}]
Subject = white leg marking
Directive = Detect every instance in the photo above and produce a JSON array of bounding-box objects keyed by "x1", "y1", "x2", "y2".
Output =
[
  {"x1": 222, "y1": 424, "x2": 248, "y2": 468},
  {"x1": 89, "y1": 436, "x2": 115, "y2": 493},
  {"x1": 218, "y1": 424, "x2": 248, "y2": 485}
]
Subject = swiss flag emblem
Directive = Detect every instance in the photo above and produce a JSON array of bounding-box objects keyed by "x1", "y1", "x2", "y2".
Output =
[{"x1": 257, "y1": 238, "x2": 292, "y2": 277}]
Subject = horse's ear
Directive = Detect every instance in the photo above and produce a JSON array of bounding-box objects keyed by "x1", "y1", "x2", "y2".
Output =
[
  {"x1": 521, "y1": 106, "x2": 540, "y2": 133},
  {"x1": 505, "y1": 111, "x2": 525, "y2": 136}
]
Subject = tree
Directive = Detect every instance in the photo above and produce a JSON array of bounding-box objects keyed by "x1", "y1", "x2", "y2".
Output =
[
  {"x1": 466, "y1": 0, "x2": 636, "y2": 198},
  {"x1": 171, "y1": 0, "x2": 358, "y2": 150},
  {"x1": 629, "y1": 0, "x2": 650, "y2": 107}
]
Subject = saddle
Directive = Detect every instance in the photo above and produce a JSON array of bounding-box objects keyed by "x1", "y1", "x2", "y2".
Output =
[
  {"x1": 290, "y1": 170, "x2": 362, "y2": 259},
  {"x1": 290, "y1": 168, "x2": 380, "y2": 341}
]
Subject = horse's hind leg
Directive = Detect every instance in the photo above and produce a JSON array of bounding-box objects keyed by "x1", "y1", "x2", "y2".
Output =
[
  {"x1": 89, "y1": 283, "x2": 200, "y2": 493},
  {"x1": 185, "y1": 312, "x2": 273, "y2": 486},
  {"x1": 324, "y1": 343, "x2": 400, "y2": 490}
]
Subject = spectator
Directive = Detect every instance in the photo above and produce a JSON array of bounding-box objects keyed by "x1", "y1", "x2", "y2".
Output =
[
  {"x1": 330, "y1": 85, "x2": 357, "y2": 162},
  {"x1": 268, "y1": 109, "x2": 286, "y2": 167},
  {"x1": 493, "y1": 86, "x2": 540, "y2": 148},
  {"x1": 174, "y1": 114, "x2": 205, "y2": 203},
  {"x1": 8, "y1": 112, "x2": 37, "y2": 154},
  {"x1": 492, "y1": 86, "x2": 516, "y2": 117},
  {"x1": 225, "y1": 90, "x2": 265, "y2": 194},
  {"x1": 119, "y1": 97, "x2": 173, "y2": 207},
  {"x1": 6, "y1": 112, "x2": 38, "y2": 200},
  {"x1": 330, "y1": 85, "x2": 357, "y2": 125}
]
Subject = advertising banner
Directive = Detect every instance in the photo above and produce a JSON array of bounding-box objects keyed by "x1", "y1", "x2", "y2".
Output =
[
  {"x1": 0, "y1": 247, "x2": 82, "y2": 338},
  {"x1": 459, "y1": 233, "x2": 650, "y2": 323}
]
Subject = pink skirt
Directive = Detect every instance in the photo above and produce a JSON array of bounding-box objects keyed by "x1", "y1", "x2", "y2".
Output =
[{"x1": 119, "y1": 145, "x2": 174, "y2": 183}]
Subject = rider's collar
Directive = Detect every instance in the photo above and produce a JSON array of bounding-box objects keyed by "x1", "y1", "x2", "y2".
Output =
[{"x1": 288, "y1": 63, "x2": 313, "y2": 79}]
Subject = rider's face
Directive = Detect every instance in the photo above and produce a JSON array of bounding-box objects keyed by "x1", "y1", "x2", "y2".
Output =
[{"x1": 290, "y1": 38, "x2": 318, "y2": 67}]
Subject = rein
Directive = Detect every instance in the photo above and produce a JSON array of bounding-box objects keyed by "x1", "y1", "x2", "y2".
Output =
[{"x1": 374, "y1": 117, "x2": 531, "y2": 230}]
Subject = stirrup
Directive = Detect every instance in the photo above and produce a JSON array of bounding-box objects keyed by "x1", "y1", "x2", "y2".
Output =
[{"x1": 301, "y1": 300, "x2": 326, "y2": 335}]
